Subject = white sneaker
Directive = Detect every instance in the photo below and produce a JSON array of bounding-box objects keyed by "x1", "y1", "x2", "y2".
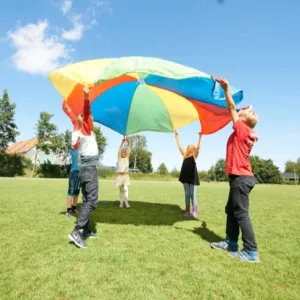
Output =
[
  {"x1": 119, "y1": 202, "x2": 124, "y2": 208},
  {"x1": 125, "y1": 201, "x2": 130, "y2": 208}
]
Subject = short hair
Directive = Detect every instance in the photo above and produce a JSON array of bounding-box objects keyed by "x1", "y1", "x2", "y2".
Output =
[{"x1": 245, "y1": 110, "x2": 258, "y2": 129}]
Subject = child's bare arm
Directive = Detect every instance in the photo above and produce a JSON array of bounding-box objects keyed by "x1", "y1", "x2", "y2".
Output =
[
  {"x1": 195, "y1": 133, "x2": 202, "y2": 158},
  {"x1": 126, "y1": 137, "x2": 131, "y2": 155},
  {"x1": 175, "y1": 131, "x2": 185, "y2": 157},
  {"x1": 62, "y1": 101, "x2": 79, "y2": 130},
  {"x1": 218, "y1": 77, "x2": 239, "y2": 123}
]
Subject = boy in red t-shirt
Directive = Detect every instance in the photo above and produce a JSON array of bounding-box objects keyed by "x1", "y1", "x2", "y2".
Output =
[{"x1": 211, "y1": 77, "x2": 259, "y2": 263}]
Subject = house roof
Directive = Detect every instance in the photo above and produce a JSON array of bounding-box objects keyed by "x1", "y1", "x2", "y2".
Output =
[
  {"x1": 6, "y1": 138, "x2": 38, "y2": 154},
  {"x1": 282, "y1": 172, "x2": 298, "y2": 179}
]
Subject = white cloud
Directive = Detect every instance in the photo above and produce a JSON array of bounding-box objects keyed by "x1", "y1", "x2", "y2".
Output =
[
  {"x1": 60, "y1": 0, "x2": 72, "y2": 15},
  {"x1": 88, "y1": 0, "x2": 113, "y2": 17},
  {"x1": 6, "y1": 0, "x2": 112, "y2": 75},
  {"x1": 8, "y1": 20, "x2": 71, "y2": 75},
  {"x1": 61, "y1": 14, "x2": 84, "y2": 41}
]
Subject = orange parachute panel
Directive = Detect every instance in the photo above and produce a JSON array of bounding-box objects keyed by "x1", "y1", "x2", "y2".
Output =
[{"x1": 63, "y1": 74, "x2": 137, "y2": 118}]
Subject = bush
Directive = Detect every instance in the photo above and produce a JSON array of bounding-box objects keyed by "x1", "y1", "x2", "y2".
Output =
[
  {"x1": 284, "y1": 180, "x2": 298, "y2": 185},
  {"x1": 170, "y1": 169, "x2": 180, "y2": 178},
  {"x1": 129, "y1": 172, "x2": 176, "y2": 182},
  {"x1": 37, "y1": 163, "x2": 70, "y2": 178},
  {"x1": 198, "y1": 171, "x2": 212, "y2": 182},
  {"x1": 0, "y1": 153, "x2": 26, "y2": 177},
  {"x1": 97, "y1": 168, "x2": 115, "y2": 179},
  {"x1": 23, "y1": 157, "x2": 33, "y2": 169}
]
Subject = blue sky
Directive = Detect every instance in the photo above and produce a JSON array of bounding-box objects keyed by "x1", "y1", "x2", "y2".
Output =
[{"x1": 0, "y1": 0, "x2": 299, "y2": 172}]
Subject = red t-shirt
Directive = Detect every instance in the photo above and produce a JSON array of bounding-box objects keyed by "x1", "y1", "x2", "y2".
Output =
[{"x1": 225, "y1": 120, "x2": 257, "y2": 176}]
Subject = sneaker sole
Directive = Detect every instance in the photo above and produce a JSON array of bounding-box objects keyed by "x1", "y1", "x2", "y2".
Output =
[
  {"x1": 228, "y1": 252, "x2": 260, "y2": 263},
  {"x1": 68, "y1": 233, "x2": 87, "y2": 248},
  {"x1": 210, "y1": 244, "x2": 228, "y2": 250},
  {"x1": 83, "y1": 235, "x2": 97, "y2": 240}
]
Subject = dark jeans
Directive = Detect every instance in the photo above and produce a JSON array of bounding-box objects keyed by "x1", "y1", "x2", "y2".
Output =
[
  {"x1": 75, "y1": 166, "x2": 98, "y2": 233},
  {"x1": 225, "y1": 175, "x2": 257, "y2": 252}
]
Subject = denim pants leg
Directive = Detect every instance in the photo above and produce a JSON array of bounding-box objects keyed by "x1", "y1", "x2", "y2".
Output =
[
  {"x1": 75, "y1": 166, "x2": 98, "y2": 232},
  {"x1": 183, "y1": 183, "x2": 191, "y2": 206},
  {"x1": 225, "y1": 175, "x2": 257, "y2": 252},
  {"x1": 191, "y1": 185, "x2": 197, "y2": 207}
]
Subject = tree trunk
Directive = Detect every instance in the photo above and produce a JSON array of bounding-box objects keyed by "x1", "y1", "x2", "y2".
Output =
[
  {"x1": 31, "y1": 151, "x2": 38, "y2": 178},
  {"x1": 134, "y1": 155, "x2": 137, "y2": 170}
]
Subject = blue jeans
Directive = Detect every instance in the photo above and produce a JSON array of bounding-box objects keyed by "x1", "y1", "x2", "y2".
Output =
[{"x1": 183, "y1": 183, "x2": 197, "y2": 207}]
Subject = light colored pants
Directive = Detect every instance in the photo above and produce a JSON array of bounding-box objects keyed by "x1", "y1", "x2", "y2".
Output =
[
  {"x1": 183, "y1": 183, "x2": 197, "y2": 207},
  {"x1": 119, "y1": 185, "x2": 129, "y2": 203}
]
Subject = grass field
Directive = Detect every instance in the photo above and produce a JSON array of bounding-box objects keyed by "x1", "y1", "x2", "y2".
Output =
[{"x1": 0, "y1": 179, "x2": 299, "y2": 300}]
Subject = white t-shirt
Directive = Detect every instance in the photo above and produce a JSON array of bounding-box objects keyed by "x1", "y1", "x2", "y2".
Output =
[{"x1": 72, "y1": 130, "x2": 98, "y2": 157}]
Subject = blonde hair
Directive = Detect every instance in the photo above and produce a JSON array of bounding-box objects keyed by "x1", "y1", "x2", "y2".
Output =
[
  {"x1": 185, "y1": 145, "x2": 196, "y2": 158},
  {"x1": 240, "y1": 110, "x2": 258, "y2": 129}
]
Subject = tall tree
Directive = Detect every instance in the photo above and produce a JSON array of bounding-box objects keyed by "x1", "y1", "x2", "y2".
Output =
[
  {"x1": 32, "y1": 112, "x2": 58, "y2": 176},
  {"x1": 207, "y1": 155, "x2": 283, "y2": 184},
  {"x1": 207, "y1": 165, "x2": 216, "y2": 181},
  {"x1": 250, "y1": 155, "x2": 283, "y2": 184},
  {"x1": 214, "y1": 159, "x2": 227, "y2": 181},
  {"x1": 157, "y1": 163, "x2": 168, "y2": 175},
  {"x1": 198, "y1": 170, "x2": 211, "y2": 182},
  {"x1": 55, "y1": 130, "x2": 72, "y2": 165},
  {"x1": 35, "y1": 112, "x2": 58, "y2": 154},
  {"x1": 170, "y1": 168, "x2": 180, "y2": 178},
  {"x1": 285, "y1": 159, "x2": 300, "y2": 176},
  {"x1": 128, "y1": 135, "x2": 148, "y2": 170},
  {"x1": 0, "y1": 90, "x2": 19, "y2": 152},
  {"x1": 136, "y1": 150, "x2": 153, "y2": 173},
  {"x1": 93, "y1": 126, "x2": 107, "y2": 156}
]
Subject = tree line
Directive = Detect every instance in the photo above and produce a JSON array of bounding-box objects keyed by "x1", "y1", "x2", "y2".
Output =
[
  {"x1": 0, "y1": 89, "x2": 107, "y2": 177},
  {"x1": 0, "y1": 89, "x2": 299, "y2": 184}
]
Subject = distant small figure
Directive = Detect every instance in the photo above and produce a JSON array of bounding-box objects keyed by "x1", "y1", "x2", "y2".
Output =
[{"x1": 115, "y1": 137, "x2": 131, "y2": 208}]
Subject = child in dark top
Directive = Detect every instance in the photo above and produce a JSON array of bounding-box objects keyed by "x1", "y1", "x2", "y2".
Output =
[
  {"x1": 210, "y1": 77, "x2": 259, "y2": 263},
  {"x1": 175, "y1": 131, "x2": 202, "y2": 218}
]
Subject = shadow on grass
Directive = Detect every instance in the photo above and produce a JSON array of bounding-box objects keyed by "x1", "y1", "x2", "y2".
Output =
[
  {"x1": 191, "y1": 221, "x2": 223, "y2": 243},
  {"x1": 174, "y1": 221, "x2": 223, "y2": 243},
  {"x1": 70, "y1": 200, "x2": 196, "y2": 231}
]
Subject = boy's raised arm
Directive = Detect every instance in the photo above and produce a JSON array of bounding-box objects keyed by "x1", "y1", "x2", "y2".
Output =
[
  {"x1": 82, "y1": 86, "x2": 93, "y2": 135},
  {"x1": 218, "y1": 77, "x2": 239, "y2": 123}
]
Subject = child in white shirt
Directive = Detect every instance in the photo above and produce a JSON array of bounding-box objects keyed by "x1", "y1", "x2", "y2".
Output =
[{"x1": 115, "y1": 137, "x2": 131, "y2": 208}]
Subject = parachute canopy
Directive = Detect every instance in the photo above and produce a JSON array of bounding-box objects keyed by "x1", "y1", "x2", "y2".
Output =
[{"x1": 49, "y1": 57, "x2": 243, "y2": 135}]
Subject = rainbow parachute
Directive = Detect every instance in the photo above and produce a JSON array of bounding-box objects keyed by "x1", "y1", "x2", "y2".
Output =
[{"x1": 49, "y1": 57, "x2": 243, "y2": 135}]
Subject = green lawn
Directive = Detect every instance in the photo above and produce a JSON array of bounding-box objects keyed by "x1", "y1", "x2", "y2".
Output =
[{"x1": 0, "y1": 179, "x2": 299, "y2": 300}]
